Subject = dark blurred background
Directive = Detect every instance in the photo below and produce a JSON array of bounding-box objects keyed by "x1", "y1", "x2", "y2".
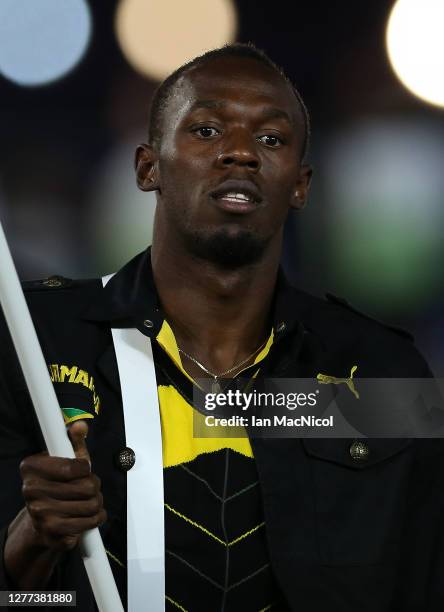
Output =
[{"x1": 0, "y1": 0, "x2": 443, "y2": 372}]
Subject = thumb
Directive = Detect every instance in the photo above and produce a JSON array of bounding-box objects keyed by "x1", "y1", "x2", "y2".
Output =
[{"x1": 68, "y1": 420, "x2": 91, "y2": 464}]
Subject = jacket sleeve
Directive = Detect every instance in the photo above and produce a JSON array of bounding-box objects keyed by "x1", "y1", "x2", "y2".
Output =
[
  {"x1": 0, "y1": 314, "x2": 45, "y2": 589},
  {"x1": 0, "y1": 314, "x2": 99, "y2": 611},
  {"x1": 391, "y1": 352, "x2": 444, "y2": 610}
]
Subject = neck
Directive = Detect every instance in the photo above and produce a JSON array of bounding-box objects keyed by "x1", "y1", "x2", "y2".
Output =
[{"x1": 151, "y1": 229, "x2": 282, "y2": 375}]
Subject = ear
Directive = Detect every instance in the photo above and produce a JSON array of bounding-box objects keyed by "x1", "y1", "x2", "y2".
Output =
[
  {"x1": 135, "y1": 143, "x2": 160, "y2": 192},
  {"x1": 290, "y1": 164, "x2": 313, "y2": 210}
]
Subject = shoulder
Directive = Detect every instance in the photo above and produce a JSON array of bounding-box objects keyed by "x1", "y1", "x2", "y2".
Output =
[
  {"x1": 21, "y1": 274, "x2": 102, "y2": 295},
  {"x1": 0, "y1": 275, "x2": 105, "y2": 357},
  {"x1": 21, "y1": 275, "x2": 103, "y2": 314},
  {"x1": 311, "y1": 291, "x2": 413, "y2": 340},
  {"x1": 0, "y1": 275, "x2": 112, "y2": 402},
  {"x1": 288, "y1": 287, "x2": 431, "y2": 377}
]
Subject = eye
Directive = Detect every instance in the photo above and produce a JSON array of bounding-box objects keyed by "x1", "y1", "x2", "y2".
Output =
[
  {"x1": 193, "y1": 126, "x2": 220, "y2": 138},
  {"x1": 257, "y1": 134, "x2": 283, "y2": 147}
]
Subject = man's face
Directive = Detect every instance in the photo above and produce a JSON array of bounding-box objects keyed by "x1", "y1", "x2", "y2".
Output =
[{"x1": 143, "y1": 56, "x2": 311, "y2": 268}]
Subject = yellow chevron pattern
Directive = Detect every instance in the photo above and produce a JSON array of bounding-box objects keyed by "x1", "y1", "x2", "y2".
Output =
[{"x1": 165, "y1": 503, "x2": 265, "y2": 547}]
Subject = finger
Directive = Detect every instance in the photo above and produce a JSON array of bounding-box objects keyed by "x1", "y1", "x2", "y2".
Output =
[
  {"x1": 23, "y1": 473, "x2": 101, "y2": 502},
  {"x1": 20, "y1": 455, "x2": 91, "y2": 482},
  {"x1": 34, "y1": 511, "x2": 107, "y2": 539},
  {"x1": 27, "y1": 494, "x2": 104, "y2": 519},
  {"x1": 68, "y1": 420, "x2": 91, "y2": 465},
  {"x1": 41, "y1": 534, "x2": 80, "y2": 553}
]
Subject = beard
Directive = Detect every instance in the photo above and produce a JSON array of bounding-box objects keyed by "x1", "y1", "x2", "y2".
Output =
[{"x1": 181, "y1": 225, "x2": 270, "y2": 269}]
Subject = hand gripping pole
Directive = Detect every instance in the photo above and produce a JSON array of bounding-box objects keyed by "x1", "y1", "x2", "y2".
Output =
[{"x1": 0, "y1": 220, "x2": 124, "y2": 612}]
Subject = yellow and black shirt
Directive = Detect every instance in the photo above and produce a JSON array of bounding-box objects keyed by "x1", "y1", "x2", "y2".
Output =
[{"x1": 155, "y1": 320, "x2": 283, "y2": 611}]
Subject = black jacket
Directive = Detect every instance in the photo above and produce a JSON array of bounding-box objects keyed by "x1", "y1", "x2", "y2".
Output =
[{"x1": 0, "y1": 249, "x2": 443, "y2": 611}]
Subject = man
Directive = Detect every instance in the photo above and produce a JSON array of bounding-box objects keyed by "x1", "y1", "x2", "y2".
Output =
[{"x1": 0, "y1": 43, "x2": 443, "y2": 611}]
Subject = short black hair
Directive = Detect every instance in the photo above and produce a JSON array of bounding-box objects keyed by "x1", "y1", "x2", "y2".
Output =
[{"x1": 147, "y1": 42, "x2": 311, "y2": 161}]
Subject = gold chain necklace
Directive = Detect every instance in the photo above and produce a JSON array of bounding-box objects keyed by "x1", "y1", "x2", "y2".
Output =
[{"x1": 178, "y1": 339, "x2": 267, "y2": 394}]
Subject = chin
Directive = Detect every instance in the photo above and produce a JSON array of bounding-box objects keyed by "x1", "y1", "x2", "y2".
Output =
[{"x1": 184, "y1": 226, "x2": 269, "y2": 269}]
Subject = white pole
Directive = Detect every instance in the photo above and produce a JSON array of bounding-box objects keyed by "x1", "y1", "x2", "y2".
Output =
[{"x1": 0, "y1": 220, "x2": 124, "y2": 612}]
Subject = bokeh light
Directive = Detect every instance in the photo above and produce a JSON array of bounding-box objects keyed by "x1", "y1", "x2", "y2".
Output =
[
  {"x1": 88, "y1": 139, "x2": 157, "y2": 274},
  {"x1": 115, "y1": 0, "x2": 237, "y2": 81},
  {"x1": 323, "y1": 119, "x2": 444, "y2": 314},
  {"x1": 386, "y1": 0, "x2": 444, "y2": 108},
  {"x1": 0, "y1": 0, "x2": 91, "y2": 87}
]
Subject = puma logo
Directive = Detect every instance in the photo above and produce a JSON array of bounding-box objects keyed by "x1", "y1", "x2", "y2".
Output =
[{"x1": 316, "y1": 365, "x2": 360, "y2": 399}]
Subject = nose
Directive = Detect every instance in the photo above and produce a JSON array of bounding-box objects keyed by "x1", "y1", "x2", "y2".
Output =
[{"x1": 215, "y1": 130, "x2": 261, "y2": 172}]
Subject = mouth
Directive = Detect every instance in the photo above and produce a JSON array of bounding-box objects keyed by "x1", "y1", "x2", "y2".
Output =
[{"x1": 210, "y1": 179, "x2": 262, "y2": 214}]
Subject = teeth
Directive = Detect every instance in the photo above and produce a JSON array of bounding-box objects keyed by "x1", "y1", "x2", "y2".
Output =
[{"x1": 220, "y1": 192, "x2": 252, "y2": 202}]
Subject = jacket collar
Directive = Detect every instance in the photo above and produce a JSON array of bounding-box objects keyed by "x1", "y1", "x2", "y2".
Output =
[
  {"x1": 84, "y1": 249, "x2": 163, "y2": 334},
  {"x1": 84, "y1": 247, "x2": 306, "y2": 342}
]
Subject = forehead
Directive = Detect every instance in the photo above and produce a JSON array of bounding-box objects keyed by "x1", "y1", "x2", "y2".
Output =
[{"x1": 166, "y1": 56, "x2": 300, "y2": 124}]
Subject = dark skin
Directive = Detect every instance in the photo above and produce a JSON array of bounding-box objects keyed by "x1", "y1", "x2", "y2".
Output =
[
  {"x1": 5, "y1": 420, "x2": 106, "y2": 588},
  {"x1": 137, "y1": 57, "x2": 312, "y2": 377},
  {"x1": 4, "y1": 56, "x2": 311, "y2": 587}
]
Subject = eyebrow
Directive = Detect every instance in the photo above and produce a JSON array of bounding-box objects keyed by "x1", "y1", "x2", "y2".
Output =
[
  {"x1": 189, "y1": 100, "x2": 294, "y2": 125},
  {"x1": 260, "y1": 107, "x2": 293, "y2": 125},
  {"x1": 190, "y1": 100, "x2": 225, "y2": 111}
]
